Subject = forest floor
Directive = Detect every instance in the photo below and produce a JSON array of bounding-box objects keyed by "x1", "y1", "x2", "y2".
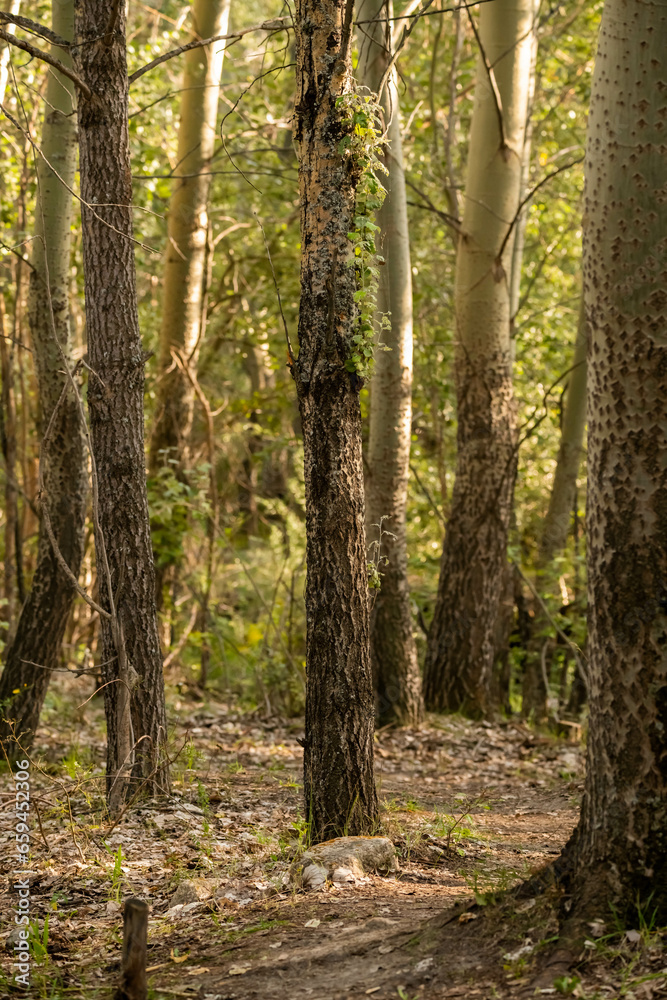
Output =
[{"x1": 1, "y1": 678, "x2": 666, "y2": 999}]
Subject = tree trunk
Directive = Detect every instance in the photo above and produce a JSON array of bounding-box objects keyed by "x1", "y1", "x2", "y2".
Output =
[
  {"x1": 568, "y1": 0, "x2": 667, "y2": 925},
  {"x1": 423, "y1": 0, "x2": 537, "y2": 718},
  {"x1": 538, "y1": 299, "x2": 587, "y2": 566},
  {"x1": 0, "y1": 0, "x2": 87, "y2": 753},
  {"x1": 74, "y1": 0, "x2": 169, "y2": 806},
  {"x1": 149, "y1": 0, "x2": 231, "y2": 472},
  {"x1": 521, "y1": 300, "x2": 587, "y2": 721},
  {"x1": 357, "y1": 0, "x2": 422, "y2": 728},
  {"x1": 293, "y1": 0, "x2": 378, "y2": 842},
  {"x1": 148, "y1": 0, "x2": 230, "y2": 609}
]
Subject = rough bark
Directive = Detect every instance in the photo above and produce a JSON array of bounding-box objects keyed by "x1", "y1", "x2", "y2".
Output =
[
  {"x1": 424, "y1": 0, "x2": 537, "y2": 718},
  {"x1": 149, "y1": 0, "x2": 231, "y2": 472},
  {"x1": 357, "y1": 0, "x2": 422, "y2": 728},
  {"x1": 0, "y1": 0, "x2": 87, "y2": 753},
  {"x1": 74, "y1": 0, "x2": 169, "y2": 804},
  {"x1": 568, "y1": 0, "x2": 667, "y2": 925},
  {"x1": 293, "y1": 0, "x2": 378, "y2": 842}
]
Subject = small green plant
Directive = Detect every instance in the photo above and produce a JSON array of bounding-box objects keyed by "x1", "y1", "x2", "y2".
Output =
[
  {"x1": 553, "y1": 974, "x2": 581, "y2": 995},
  {"x1": 336, "y1": 89, "x2": 391, "y2": 382},
  {"x1": 367, "y1": 515, "x2": 396, "y2": 594},
  {"x1": 28, "y1": 915, "x2": 49, "y2": 964},
  {"x1": 100, "y1": 843, "x2": 125, "y2": 904}
]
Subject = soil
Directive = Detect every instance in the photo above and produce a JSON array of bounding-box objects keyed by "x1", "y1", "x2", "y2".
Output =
[{"x1": 1, "y1": 683, "x2": 665, "y2": 999}]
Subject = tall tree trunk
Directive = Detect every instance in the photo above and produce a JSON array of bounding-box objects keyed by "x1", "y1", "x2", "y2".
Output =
[
  {"x1": 148, "y1": 0, "x2": 230, "y2": 608},
  {"x1": 567, "y1": 0, "x2": 667, "y2": 926},
  {"x1": 0, "y1": 0, "x2": 87, "y2": 753},
  {"x1": 424, "y1": 0, "x2": 537, "y2": 718},
  {"x1": 357, "y1": 0, "x2": 422, "y2": 728},
  {"x1": 293, "y1": 0, "x2": 378, "y2": 842},
  {"x1": 521, "y1": 301, "x2": 588, "y2": 721},
  {"x1": 538, "y1": 299, "x2": 587, "y2": 566},
  {"x1": 149, "y1": 0, "x2": 230, "y2": 470},
  {"x1": 74, "y1": 0, "x2": 169, "y2": 807}
]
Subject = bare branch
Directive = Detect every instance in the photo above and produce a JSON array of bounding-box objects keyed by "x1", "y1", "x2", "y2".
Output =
[
  {"x1": 103, "y1": 0, "x2": 123, "y2": 47},
  {"x1": 128, "y1": 17, "x2": 290, "y2": 85},
  {"x1": 0, "y1": 29, "x2": 91, "y2": 99},
  {"x1": 497, "y1": 157, "x2": 584, "y2": 264},
  {"x1": 405, "y1": 176, "x2": 462, "y2": 235},
  {"x1": 0, "y1": 11, "x2": 69, "y2": 49}
]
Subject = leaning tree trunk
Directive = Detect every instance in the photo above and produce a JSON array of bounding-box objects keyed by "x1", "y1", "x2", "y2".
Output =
[
  {"x1": 149, "y1": 0, "x2": 231, "y2": 606},
  {"x1": 423, "y1": 0, "x2": 537, "y2": 718},
  {"x1": 357, "y1": 0, "x2": 422, "y2": 728},
  {"x1": 293, "y1": 0, "x2": 378, "y2": 842},
  {"x1": 566, "y1": 0, "x2": 667, "y2": 926},
  {"x1": 0, "y1": 0, "x2": 87, "y2": 754},
  {"x1": 74, "y1": 0, "x2": 169, "y2": 807},
  {"x1": 538, "y1": 298, "x2": 587, "y2": 567},
  {"x1": 521, "y1": 299, "x2": 588, "y2": 721}
]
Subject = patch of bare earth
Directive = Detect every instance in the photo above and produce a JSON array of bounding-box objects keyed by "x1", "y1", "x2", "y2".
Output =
[{"x1": 2, "y1": 687, "x2": 664, "y2": 998}]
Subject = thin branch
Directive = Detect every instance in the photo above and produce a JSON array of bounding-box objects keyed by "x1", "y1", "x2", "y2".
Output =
[
  {"x1": 410, "y1": 464, "x2": 446, "y2": 525},
  {"x1": 377, "y1": 0, "x2": 438, "y2": 101},
  {"x1": 128, "y1": 17, "x2": 290, "y2": 84},
  {"x1": 355, "y1": 0, "x2": 499, "y2": 24},
  {"x1": 0, "y1": 11, "x2": 69, "y2": 49},
  {"x1": 511, "y1": 559, "x2": 588, "y2": 692},
  {"x1": 0, "y1": 29, "x2": 91, "y2": 99},
  {"x1": 405, "y1": 176, "x2": 461, "y2": 235},
  {"x1": 497, "y1": 157, "x2": 584, "y2": 263},
  {"x1": 255, "y1": 213, "x2": 296, "y2": 367},
  {"x1": 103, "y1": 0, "x2": 123, "y2": 47},
  {"x1": 37, "y1": 372, "x2": 111, "y2": 621},
  {"x1": 0, "y1": 103, "x2": 159, "y2": 254},
  {"x1": 464, "y1": 7, "x2": 505, "y2": 150}
]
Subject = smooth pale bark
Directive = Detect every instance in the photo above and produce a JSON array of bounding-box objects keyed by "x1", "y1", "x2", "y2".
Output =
[
  {"x1": 357, "y1": 0, "x2": 422, "y2": 728},
  {"x1": 424, "y1": 0, "x2": 537, "y2": 717},
  {"x1": 0, "y1": 0, "x2": 87, "y2": 753},
  {"x1": 294, "y1": 0, "x2": 378, "y2": 841},
  {"x1": 74, "y1": 0, "x2": 169, "y2": 806},
  {"x1": 567, "y1": 0, "x2": 667, "y2": 924},
  {"x1": 538, "y1": 299, "x2": 587, "y2": 566},
  {"x1": 149, "y1": 0, "x2": 231, "y2": 471}
]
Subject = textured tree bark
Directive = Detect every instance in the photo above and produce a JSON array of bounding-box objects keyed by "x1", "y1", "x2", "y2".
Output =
[
  {"x1": 293, "y1": 0, "x2": 378, "y2": 842},
  {"x1": 567, "y1": 0, "x2": 667, "y2": 925},
  {"x1": 149, "y1": 0, "x2": 230, "y2": 472},
  {"x1": 74, "y1": 0, "x2": 169, "y2": 803},
  {"x1": 424, "y1": 0, "x2": 537, "y2": 718},
  {"x1": 0, "y1": 0, "x2": 87, "y2": 753},
  {"x1": 357, "y1": 0, "x2": 422, "y2": 728}
]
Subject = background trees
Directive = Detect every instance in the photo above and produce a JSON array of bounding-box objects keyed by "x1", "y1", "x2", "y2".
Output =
[{"x1": 0, "y1": 2, "x2": 601, "y2": 785}]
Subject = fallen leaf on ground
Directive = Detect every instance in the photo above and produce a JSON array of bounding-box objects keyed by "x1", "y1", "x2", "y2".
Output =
[
  {"x1": 229, "y1": 965, "x2": 251, "y2": 976},
  {"x1": 304, "y1": 918, "x2": 320, "y2": 927}
]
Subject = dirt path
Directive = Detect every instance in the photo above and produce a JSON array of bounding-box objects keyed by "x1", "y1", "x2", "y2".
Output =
[{"x1": 1, "y1": 695, "x2": 599, "y2": 997}]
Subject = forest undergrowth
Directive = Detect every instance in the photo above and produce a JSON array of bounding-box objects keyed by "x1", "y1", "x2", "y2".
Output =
[{"x1": 1, "y1": 673, "x2": 665, "y2": 1000}]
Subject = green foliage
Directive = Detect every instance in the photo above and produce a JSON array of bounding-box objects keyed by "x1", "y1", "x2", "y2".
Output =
[{"x1": 337, "y1": 90, "x2": 391, "y2": 381}]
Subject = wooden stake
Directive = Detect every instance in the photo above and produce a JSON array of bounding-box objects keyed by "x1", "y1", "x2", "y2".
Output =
[{"x1": 115, "y1": 898, "x2": 148, "y2": 1000}]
